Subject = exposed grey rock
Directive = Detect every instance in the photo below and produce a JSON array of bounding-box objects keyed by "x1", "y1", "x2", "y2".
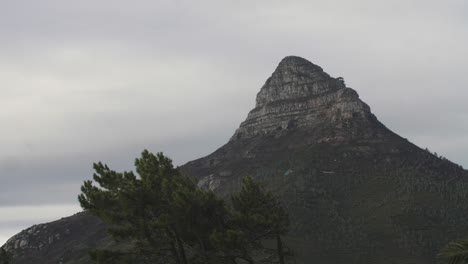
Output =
[
  {"x1": 231, "y1": 56, "x2": 371, "y2": 141},
  {"x1": 3, "y1": 212, "x2": 110, "y2": 264},
  {"x1": 4, "y1": 55, "x2": 468, "y2": 264},
  {"x1": 19, "y1": 240, "x2": 28, "y2": 249},
  {"x1": 181, "y1": 56, "x2": 468, "y2": 264},
  {"x1": 197, "y1": 174, "x2": 221, "y2": 191}
]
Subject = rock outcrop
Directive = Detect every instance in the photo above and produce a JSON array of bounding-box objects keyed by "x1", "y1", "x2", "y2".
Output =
[
  {"x1": 182, "y1": 56, "x2": 468, "y2": 264},
  {"x1": 3, "y1": 212, "x2": 110, "y2": 264},
  {"x1": 3, "y1": 56, "x2": 468, "y2": 264},
  {"x1": 232, "y1": 56, "x2": 371, "y2": 141}
]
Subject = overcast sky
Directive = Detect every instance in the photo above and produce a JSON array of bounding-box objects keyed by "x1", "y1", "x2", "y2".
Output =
[{"x1": 1, "y1": 0, "x2": 467, "y2": 245}]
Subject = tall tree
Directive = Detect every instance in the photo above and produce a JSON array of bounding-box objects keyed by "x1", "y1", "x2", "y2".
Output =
[
  {"x1": 231, "y1": 176, "x2": 291, "y2": 264},
  {"x1": 171, "y1": 184, "x2": 228, "y2": 263},
  {"x1": 79, "y1": 151, "x2": 292, "y2": 264},
  {"x1": 79, "y1": 150, "x2": 185, "y2": 263},
  {"x1": 79, "y1": 150, "x2": 230, "y2": 264}
]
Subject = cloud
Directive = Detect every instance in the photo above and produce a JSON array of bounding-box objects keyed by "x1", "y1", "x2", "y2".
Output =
[
  {"x1": 0, "y1": 205, "x2": 81, "y2": 223},
  {"x1": 0, "y1": 0, "x2": 467, "y2": 243},
  {"x1": 0, "y1": 204, "x2": 81, "y2": 245}
]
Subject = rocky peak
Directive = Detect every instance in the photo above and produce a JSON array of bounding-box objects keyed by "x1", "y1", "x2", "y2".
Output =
[
  {"x1": 231, "y1": 56, "x2": 371, "y2": 141},
  {"x1": 256, "y1": 56, "x2": 341, "y2": 107},
  {"x1": 5, "y1": 55, "x2": 468, "y2": 264}
]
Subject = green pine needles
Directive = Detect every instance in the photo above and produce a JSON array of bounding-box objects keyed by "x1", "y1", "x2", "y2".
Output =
[
  {"x1": 79, "y1": 150, "x2": 292, "y2": 264},
  {"x1": 439, "y1": 240, "x2": 468, "y2": 264}
]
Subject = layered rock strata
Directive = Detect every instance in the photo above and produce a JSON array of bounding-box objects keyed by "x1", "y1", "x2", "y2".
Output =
[
  {"x1": 3, "y1": 56, "x2": 468, "y2": 264},
  {"x1": 232, "y1": 56, "x2": 371, "y2": 141}
]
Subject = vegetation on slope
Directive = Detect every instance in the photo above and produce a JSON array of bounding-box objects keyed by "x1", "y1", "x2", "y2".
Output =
[
  {"x1": 439, "y1": 240, "x2": 468, "y2": 264},
  {"x1": 78, "y1": 150, "x2": 292, "y2": 264}
]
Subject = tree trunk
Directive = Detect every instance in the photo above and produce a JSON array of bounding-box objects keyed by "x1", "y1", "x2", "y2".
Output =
[
  {"x1": 169, "y1": 240, "x2": 183, "y2": 264},
  {"x1": 276, "y1": 232, "x2": 285, "y2": 264},
  {"x1": 165, "y1": 228, "x2": 184, "y2": 264},
  {"x1": 235, "y1": 256, "x2": 254, "y2": 264},
  {"x1": 172, "y1": 227, "x2": 188, "y2": 264},
  {"x1": 197, "y1": 235, "x2": 209, "y2": 262}
]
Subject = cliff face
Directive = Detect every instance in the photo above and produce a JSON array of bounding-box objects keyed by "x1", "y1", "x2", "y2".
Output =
[
  {"x1": 3, "y1": 56, "x2": 468, "y2": 264},
  {"x1": 232, "y1": 56, "x2": 371, "y2": 141},
  {"x1": 181, "y1": 56, "x2": 468, "y2": 264}
]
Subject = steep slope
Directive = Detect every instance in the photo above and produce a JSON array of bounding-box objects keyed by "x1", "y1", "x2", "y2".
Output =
[
  {"x1": 3, "y1": 56, "x2": 468, "y2": 264},
  {"x1": 181, "y1": 56, "x2": 468, "y2": 264},
  {"x1": 3, "y1": 212, "x2": 110, "y2": 264}
]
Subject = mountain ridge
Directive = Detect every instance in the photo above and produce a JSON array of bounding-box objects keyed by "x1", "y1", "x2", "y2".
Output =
[
  {"x1": 231, "y1": 55, "x2": 374, "y2": 142},
  {"x1": 3, "y1": 56, "x2": 468, "y2": 264}
]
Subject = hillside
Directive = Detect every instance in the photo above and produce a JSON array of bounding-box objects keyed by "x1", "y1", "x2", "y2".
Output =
[{"x1": 3, "y1": 56, "x2": 468, "y2": 264}]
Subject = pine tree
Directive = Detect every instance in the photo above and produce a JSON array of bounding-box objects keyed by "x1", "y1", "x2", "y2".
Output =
[
  {"x1": 210, "y1": 228, "x2": 254, "y2": 264},
  {"x1": 78, "y1": 150, "x2": 231, "y2": 264},
  {"x1": 439, "y1": 240, "x2": 468, "y2": 264},
  {"x1": 231, "y1": 176, "x2": 291, "y2": 264},
  {"x1": 79, "y1": 150, "x2": 185, "y2": 263},
  {"x1": 78, "y1": 151, "x2": 292, "y2": 264}
]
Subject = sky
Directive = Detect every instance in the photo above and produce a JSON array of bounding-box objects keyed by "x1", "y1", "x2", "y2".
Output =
[{"x1": 0, "y1": 0, "x2": 467, "y2": 245}]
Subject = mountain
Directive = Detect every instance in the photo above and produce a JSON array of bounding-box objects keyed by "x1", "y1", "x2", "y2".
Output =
[
  {"x1": 2, "y1": 212, "x2": 110, "y2": 264},
  {"x1": 3, "y1": 56, "x2": 468, "y2": 264}
]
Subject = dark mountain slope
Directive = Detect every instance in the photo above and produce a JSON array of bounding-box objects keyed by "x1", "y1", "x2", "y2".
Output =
[
  {"x1": 181, "y1": 56, "x2": 468, "y2": 263},
  {"x1": 3, "y1": 56, "x2": 467, "y2": 264},
  {"x1": 3, "y1": 212, "x2": 110, "y2": 264}
]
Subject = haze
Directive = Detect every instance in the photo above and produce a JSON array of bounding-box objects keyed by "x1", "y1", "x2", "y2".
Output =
[{"x1": 1, "y1": 0, "x2": 467, "y2": 245}]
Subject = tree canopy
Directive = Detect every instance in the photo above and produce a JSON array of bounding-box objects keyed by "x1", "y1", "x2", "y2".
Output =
[
  {"x1": 79, "y1": 150, "x2": 291, "y2": 264},
  {"x1": 439, "y1": 240, "x2": 468, "y2": 264},
  {"x1": 231, "y1": 176, "x2": 290, "y2": 264}
]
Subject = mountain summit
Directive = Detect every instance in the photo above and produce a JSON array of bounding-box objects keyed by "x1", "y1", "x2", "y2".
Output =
[
  {"x1": 182, "y1": 56, "x2": 468, "y2": 263},
  {"x1": 4, "y1": 56, "x2": 468, "y2": 264},
  {"x1": 232, "y1": 56, "x2": 372, "y2": 141}
]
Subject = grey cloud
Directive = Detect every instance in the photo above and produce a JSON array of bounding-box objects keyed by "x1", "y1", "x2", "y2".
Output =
[
  {"x1": 0, "y1": 204, "x2": 81, "y2": 244},
  {"x1": 0, "y1": 0, "x2": 467, "y2": 244},
  {"x1": 0, "y1": 131, "x2": 232, "y2": 206}
]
